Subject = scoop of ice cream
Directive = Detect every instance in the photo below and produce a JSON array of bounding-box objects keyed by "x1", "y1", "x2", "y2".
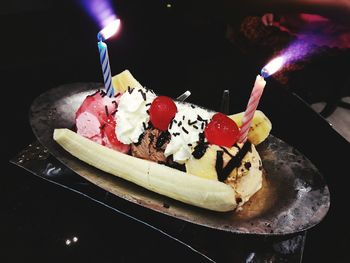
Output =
[
  {"x1": 76, "y1": 90, "x2": 118, "y2": 124},
  {"x1": 130, "y1": 128, "x2": 170, "y2": 163},
  {"x1": 164, "y1": 103, "x2": 214, "y2": 164},
  {"x1": 75, "y1": 90, "x2": 129, "y2": 153},
  {"x1": 76, "y1": 111, "x2": 101, "y2": 138},
  {"x1": 226, "y1": 143, "x2": 262, "y2": 205},
  {"x1": 115, "y1": 87, "x2": 156, "y2": 144}
]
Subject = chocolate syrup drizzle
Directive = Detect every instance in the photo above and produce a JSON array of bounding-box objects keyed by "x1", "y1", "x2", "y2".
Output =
[
  {"x1": 192, "y1": 133, "x2": 208, "y2": 159},
  {"x1": 215, "y1": 151, "x2": 224, "y2": 181},
  {"x1": 192, "y1": 143, "x2": 208, "y2": 159},
  {"x1": 216, "y1": 141, "x2": 252, "y2": 182}
]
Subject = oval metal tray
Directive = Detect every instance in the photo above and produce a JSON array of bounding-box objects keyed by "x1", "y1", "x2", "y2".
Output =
[{"x1": 29, "y1": 83, "x2": 330, "y2": 235}]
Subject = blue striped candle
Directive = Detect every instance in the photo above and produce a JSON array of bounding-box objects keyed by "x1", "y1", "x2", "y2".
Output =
[
  {"x1": 98, "y1": 41, "x2": 114, "y2": 97},
  {"x1": 96, "y1": 19, "x2": 121, "y2": 97}
]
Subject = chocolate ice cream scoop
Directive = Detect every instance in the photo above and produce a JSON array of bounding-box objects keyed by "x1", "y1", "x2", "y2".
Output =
[{"x1": 131, "y1": 128, "x2": 170, "y2": 163}]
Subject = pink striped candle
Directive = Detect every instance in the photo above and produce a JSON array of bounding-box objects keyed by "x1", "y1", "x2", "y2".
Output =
[{"x1": 238, "y1": 75, "x2": 266, "y2": 143}]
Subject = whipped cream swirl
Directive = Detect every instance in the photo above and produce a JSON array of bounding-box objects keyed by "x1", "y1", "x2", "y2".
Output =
[
  {"x1": 115, "y1": 87, "x2": 156, "y2": 144},
  {"x1": 164, "y1": 103, "x2": 214, "y2": 164}
]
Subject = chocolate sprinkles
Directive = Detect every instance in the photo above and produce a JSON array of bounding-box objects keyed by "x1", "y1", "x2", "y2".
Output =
[
  {"x1": 156, "y1": 131, "x2": 170, "y2": 149},
  {"x1": 182, "y1": 127, "x2": 189, "y2": 134},
  {"x1": 87, "y1": 90, "x2": 100, "y2": 97},
  {"x1": 142, "y1": 122, "x2": 147, "y2": 130},
  {"x1": 105, "y1": 105, "x2": 109, "y2": 116},
  {"x1": 127, "y1": 86, "x2": 134, "y2": 94},
  {"x1": 197, "y1": 115, "x2": 204, "y2": 121},
  {"x1": 144, "y1": 87, "x2": 154, "y2": 94},
  {"x1": 138, "y1": 89, "x2": 146, "y2": 101}
]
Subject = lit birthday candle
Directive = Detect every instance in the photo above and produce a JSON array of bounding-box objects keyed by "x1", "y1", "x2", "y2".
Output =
[
  {"x1": 261, "y1": 56, "x2": 284, "y2": 78},
  {"x1": 238, "y1": 75, "x2": 266, "y2": 143},
  {"x1": 97, "y1": 19, "x2": 121, "y2": 97},
  {"x1": 238, "y1": 56, "x2": 284, "y2": 143}
]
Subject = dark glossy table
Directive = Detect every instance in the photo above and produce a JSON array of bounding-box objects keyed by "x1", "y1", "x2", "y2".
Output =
[{"x1": 2, "y1": 1, "x2": 350, "y2": 262}]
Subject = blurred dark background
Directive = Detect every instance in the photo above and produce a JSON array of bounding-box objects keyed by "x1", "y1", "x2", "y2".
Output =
[{"x1": 2, "y1": 1, "x2": 349, "y2": 262}]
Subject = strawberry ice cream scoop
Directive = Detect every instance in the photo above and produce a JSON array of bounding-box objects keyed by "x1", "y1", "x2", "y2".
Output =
[
  {"x1": 75, "y1": 90, "x2": 130, "y2": 153},
  {"x1": 76, "y1": 111, "x2": 101, "y2": 138}
]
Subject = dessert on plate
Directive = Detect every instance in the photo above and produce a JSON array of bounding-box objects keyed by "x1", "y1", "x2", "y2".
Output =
[{"x1": 54, "y1": 70, "x2": 272, "y2": 212}]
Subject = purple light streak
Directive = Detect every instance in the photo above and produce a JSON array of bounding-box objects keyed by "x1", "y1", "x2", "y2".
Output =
[
  {"x1": 280, "y1": 40, "x2": 315, "y2": 65},
  {"x1": 262, "y1": 38, "x2": 317, "y2": 77},
  {"x1": 78, "y1": 0, "x2": 117, "y2": 30}
]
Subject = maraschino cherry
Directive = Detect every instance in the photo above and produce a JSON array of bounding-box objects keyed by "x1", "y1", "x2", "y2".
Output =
[
  {"x1": 204, "y1": 112, "x2": 239, "y2": 147},
  {"x1": 149, "y1": 96, "x2": 177, "y2": 131}
]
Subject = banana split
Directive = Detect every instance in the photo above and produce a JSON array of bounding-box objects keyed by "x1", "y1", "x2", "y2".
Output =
[{"x1": 54, "y1": 70, "x2": 272, "y2": 211}]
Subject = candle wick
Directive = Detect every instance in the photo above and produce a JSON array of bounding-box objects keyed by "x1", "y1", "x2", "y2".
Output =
[
  {"x1": 261, "y1": 68, "x2": 269, "y2": 79},
  {"x1": 97, "y1": 32, "x2": 104, "y2": 42}
]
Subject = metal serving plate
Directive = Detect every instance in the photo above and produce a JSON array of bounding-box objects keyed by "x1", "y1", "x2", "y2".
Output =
[{"x1": 29, "y1": 83, "x2": 330, "y2": 235}]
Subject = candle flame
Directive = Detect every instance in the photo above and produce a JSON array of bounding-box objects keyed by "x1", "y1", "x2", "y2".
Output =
[
  {"x1": 97, "y1": 19, "x2": 121, "y2": 41},
  {"x1": 261, "y1": 56, "x2": 284, "y2": 78}
]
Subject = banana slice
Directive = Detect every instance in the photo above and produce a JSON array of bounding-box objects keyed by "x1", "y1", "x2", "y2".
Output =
[
  {"x1": 54, "y1": 128, "x2": 237, "y2": 212},
  {"x1": 112, "y1": 70, "x2": 143, "y2": 93},
  {"x1": 185, "y1": 144, "x2": 263, "y2": 206},
  {"x1": 185, "y1": 145, "x2": 232, "y2": 181},
  {"x1": 229, "y1": 110, "x2": 272, "y2": 145}
]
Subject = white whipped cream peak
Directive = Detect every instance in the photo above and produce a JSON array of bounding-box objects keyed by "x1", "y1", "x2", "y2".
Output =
[
  {"x1": 115, "y1": 87, "x2": 156, "y2": 144},
  {"x1": 164, "y1": 103, "x2": 214, "y2": 164}
]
